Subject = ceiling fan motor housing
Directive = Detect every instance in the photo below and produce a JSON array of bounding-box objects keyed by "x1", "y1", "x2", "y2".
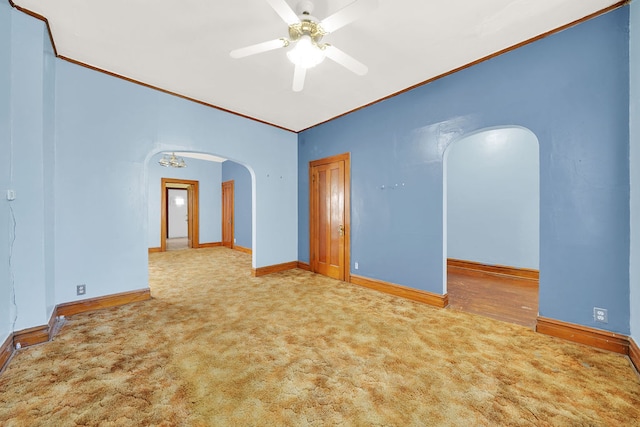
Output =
[{"x1": 288, "y1": 17, "x2": 325, "y2": 44}]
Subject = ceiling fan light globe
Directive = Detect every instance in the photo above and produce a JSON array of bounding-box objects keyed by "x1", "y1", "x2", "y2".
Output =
[{"x1": 286, "y1": 35, "x2": 325, "y2": 69}]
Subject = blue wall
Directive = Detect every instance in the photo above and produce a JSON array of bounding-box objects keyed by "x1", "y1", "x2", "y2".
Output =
[
  {"x1": 9, "y1": 10, "x2": 56, "y2": 331},
  {"x1": 446, "y1": 127, "x2": 539, "y2": 269},
  {"x1": 630, "y1": 0, "x2": 640, "y2": 345},
  {"x1": 222, "y1": 161, "x2": 252, "y2": 249},
  {"x1": 0, "y1": 2, "x2": 12, "y2": 342},
  {"x1": 147, "y1": 154, "x2": 222, "y2": 247},
  {"x1": 299, "y1": 8, "x2": 630, "y2": 334},
  {"x1": 43, "y1": 22, "x2": 56, "y2": 319},
  {"x1": 53, "y1": 60, "x2": 297, "y2": 305}
]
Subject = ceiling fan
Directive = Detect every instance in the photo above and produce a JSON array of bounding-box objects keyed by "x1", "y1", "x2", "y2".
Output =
[{"x1": 230, "y1": 0, "x2": 378, "y2": 92}]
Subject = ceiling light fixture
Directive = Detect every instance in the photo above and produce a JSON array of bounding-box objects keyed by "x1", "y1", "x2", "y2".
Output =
[
  {"x1": 286, "y1": 35, "x2": 325, "y2": 69},
  {"x1": 159, "y1": 153, "x2": 187, "y2": 168}
]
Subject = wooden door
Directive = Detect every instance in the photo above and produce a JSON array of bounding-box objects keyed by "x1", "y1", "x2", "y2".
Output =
[
  {"x1": 160, "y1": 178, "x2": 199, "y2": 252},
  {"x1": 222, "y1": 180, "x2": 234, "y2": 248},
  {"x1": 310, "y1": 153, "x2": 350, "y2": 281},
  {"x1": 186, "y1": 185, "x2": 194, "y2": 247}
]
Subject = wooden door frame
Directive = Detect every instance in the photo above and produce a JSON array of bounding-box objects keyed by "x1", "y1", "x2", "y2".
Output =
[
  {"x1": 161, "y1": 178, "x2": 199, "y2": 252},
  {"x1": 222, "y1": 180, "x2": 234, "y2": 249},
  {"x1": 309, "y1": 152, "x2": 351, "y2": 281}
]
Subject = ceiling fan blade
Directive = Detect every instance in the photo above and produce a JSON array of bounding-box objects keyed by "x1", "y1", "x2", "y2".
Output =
[
  {"x1": 230, "y1": 38, "x2": 287, "y2": 59},
  {"x1": 292, "y1": 64, "x2": 306, "y2": 92},
  {"x1": 266, "y1": 0, "x2": 301, "y2": 25},
  {"x1": 320, "y1": 0, "x2": 378, "y2": 33},
  {"x1": 324, "y1": 45, "x2": 368, "y2": 76}
]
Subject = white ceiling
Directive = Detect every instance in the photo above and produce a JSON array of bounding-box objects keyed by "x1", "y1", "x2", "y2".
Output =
[{"x1": 13, "y1": 0, "x2": 620, "y2": 132}]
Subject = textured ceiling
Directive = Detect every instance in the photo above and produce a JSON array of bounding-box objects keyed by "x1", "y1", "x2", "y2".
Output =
[{"x1": 12, "y1": 0, "x2": 621, "y2": 132}]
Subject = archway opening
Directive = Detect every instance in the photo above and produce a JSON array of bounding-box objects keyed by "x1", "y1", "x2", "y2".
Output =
[
  {"x1": 443, "y1": 126, "x2": 540, "y2": 327},
  {"x1": 145, "y1": 151, "x2": 255, "y2": 260}
]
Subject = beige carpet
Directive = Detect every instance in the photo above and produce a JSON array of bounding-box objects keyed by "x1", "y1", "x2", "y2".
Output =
[{"x1": 1, "y1": 247, "x2": 639, "y2": 426}]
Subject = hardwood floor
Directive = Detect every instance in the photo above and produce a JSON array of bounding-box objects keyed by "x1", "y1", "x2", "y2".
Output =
[
  {"x1": 447, "y1": 267, "x2": 539, "y2": 329},
  {"x1": 166, "y1": 237, "x2": 189, "y2": 251}
]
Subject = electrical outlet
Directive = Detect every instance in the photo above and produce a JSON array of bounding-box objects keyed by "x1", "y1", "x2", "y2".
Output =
[
  {"x1": 593, "y1": 307, "x2": 608, "y2": 323},
  {"x1": 354, "y1": 262, "x2": 359, "y2": 270},
  {"x1": 77, "y1": 284, "x2": 86, "y2": 296}
]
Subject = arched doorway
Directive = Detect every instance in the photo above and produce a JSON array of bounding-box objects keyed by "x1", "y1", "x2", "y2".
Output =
[
  {"x1": 443, "y1": 127, "x2": 540, "y2": 327},
  {"x1": 146, "y1": 151, "x2": 254, "y2": 258}
]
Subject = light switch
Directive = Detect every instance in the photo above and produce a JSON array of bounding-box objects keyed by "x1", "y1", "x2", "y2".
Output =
[{"x1": 6, "y1": 190, "x2": 15, "y2": 201}]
